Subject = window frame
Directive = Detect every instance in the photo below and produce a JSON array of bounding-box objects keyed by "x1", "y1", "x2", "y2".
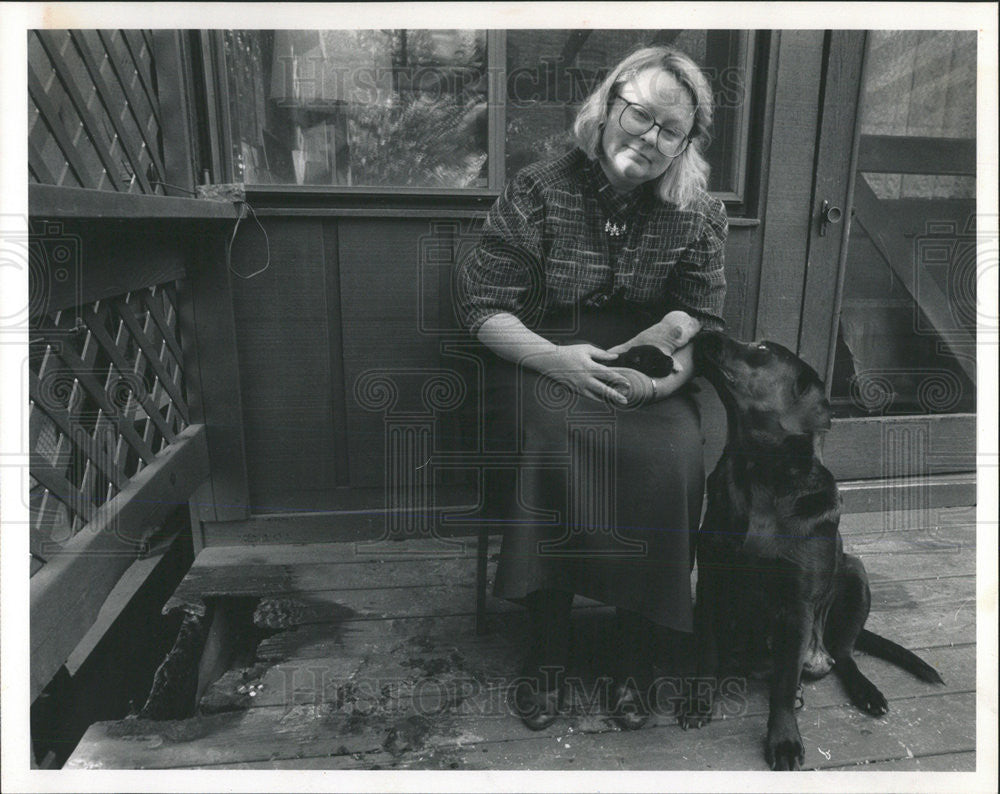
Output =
[{"x1": 212, "y1": 29, "x2": 765, "y2": 216}]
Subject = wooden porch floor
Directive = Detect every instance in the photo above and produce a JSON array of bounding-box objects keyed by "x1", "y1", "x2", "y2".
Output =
[{"x1": 67, "y1": 505, "x2": 976, "y2": 771}]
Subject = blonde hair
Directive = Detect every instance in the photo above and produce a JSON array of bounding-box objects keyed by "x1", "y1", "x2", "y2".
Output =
[{"x1": 572, "y1": 46, "x2": 714, "y2": 210}]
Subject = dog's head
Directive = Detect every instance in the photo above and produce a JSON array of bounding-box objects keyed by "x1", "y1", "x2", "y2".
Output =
[{"x1": 694, "y1": 330, "x2": 832, "y2": 444}]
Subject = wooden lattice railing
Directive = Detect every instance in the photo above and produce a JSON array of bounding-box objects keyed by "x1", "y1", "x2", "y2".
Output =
[
  {"x1": 28, "y1": 247, "x2": 215, "y2": 701},
  {"x1": 26, "y1": 30, "x2": 248, "y2": 712},
  {"x1": 28, "y1": 29, "x2": 167, "y2": 194},
  {"x1": 30, "y1": 284, "x2": 189, "y2": 574}
]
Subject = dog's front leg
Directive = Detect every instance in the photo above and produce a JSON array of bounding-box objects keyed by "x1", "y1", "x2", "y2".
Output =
[{"x1": 766, "y1": 598, "x2": 812, "y2": 770}]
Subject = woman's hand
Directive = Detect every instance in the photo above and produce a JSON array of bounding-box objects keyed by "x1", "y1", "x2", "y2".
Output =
[
  {"x1": 608, "y1": 367, "x2": 655, "y2": 406},
  {"x1": 525, "y1": 344, "x2": 632, "y2": 405}
]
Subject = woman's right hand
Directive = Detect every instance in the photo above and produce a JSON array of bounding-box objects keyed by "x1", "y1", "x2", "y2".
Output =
[{"x1": 524, "y1": 344, "x2": 631, "y2": 405}]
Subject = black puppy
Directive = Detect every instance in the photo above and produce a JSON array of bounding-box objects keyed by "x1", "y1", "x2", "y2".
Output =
[
  {"x1": 608, "y1": 344, "x2": 676, "y2": 378},
  {"x1": 683, "y1": 330, "x2": 943, "y2": 770}
]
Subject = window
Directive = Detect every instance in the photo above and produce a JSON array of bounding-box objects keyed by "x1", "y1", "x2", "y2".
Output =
[
  {"x1": 225, "y1": 30, "x2": 488, "y2": 187},
  {"x1": 224, "y1": 29, "x2": 757, "y2": 201}
]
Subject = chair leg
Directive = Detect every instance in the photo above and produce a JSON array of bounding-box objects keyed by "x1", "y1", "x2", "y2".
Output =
[{"x1": 476, "y1": 527, "x2": 489, "y2": 634}]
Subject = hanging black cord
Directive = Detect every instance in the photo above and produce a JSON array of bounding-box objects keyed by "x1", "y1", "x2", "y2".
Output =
[
  {"x1": 151, "y1": 180, "x2": 270, "y2": 279},
  {"x1": 227, "y1": 199, "x2": 271, "y2": 280}
]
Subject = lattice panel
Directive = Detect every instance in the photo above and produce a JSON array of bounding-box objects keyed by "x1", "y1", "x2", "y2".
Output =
[
  {"x1": 28, "y1": 29, "x2": 166, "y2": 194},
  {"x1": 29, "y1": 283, "x2": 189, "y2": 572}
]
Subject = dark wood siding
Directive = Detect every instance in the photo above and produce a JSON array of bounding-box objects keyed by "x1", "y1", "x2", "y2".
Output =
[{"x1": 227, "y1": 211, "x2": 758, "y2": 514}]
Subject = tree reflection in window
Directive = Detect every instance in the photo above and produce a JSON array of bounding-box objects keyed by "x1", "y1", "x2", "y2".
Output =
[{"x1": 225, "y1": 30, "x2": 488, "y2": 187}]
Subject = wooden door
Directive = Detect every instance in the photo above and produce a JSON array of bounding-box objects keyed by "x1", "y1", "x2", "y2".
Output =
[{"x1": 799, "y1": 31, "x2": 976, "y2": 498}]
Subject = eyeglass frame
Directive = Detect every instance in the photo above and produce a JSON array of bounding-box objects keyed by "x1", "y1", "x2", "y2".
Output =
[{"x1": 610, "y1": 89, "x2": 692, "y2": 159}]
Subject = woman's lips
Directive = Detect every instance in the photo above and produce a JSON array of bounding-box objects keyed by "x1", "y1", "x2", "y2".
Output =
[{"x1": 623, "y1": 146, "x2": 652, "y2": 163}]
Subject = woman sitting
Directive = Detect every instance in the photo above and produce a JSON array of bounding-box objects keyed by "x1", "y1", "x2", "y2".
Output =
[{"x1": 455, "y1": 45, "x2": 727, "y2": 730}]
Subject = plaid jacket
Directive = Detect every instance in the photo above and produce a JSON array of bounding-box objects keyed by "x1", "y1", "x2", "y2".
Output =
[{"x1": 456, "y1": 149, "x2": 727, "y2": 335}]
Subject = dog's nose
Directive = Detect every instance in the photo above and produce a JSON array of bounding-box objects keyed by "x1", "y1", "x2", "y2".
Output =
[{"x1": 694, "y1": 329, "x2": 724, "y2": 357}]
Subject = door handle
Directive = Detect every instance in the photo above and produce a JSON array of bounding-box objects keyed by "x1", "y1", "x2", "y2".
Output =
[{"x1": 819, "y1": 200, "x2": 843, "y2": 237}]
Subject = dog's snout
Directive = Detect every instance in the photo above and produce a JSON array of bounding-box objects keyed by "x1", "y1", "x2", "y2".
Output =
[{"x1": 694, "y1": 329, "x2": 725, "y2": 359}]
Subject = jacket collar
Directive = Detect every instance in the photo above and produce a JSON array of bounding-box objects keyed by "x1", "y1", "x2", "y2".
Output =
[{"x1": 583, "y1": 152, "x2": 653, "y2": 218}]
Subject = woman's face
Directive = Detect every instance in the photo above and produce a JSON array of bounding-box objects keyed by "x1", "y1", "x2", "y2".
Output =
[{"x1": 599, "y1": 67, "x2": 696, "y2": 192}]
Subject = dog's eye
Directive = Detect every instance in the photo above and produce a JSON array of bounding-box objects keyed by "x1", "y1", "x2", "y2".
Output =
[{"x1": 748, "y1": 343, "x2": 771, "y2": 365}]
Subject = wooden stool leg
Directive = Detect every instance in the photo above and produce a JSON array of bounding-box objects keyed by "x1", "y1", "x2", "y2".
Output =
[{"x1": 476, "y1": 527, "x2": 489, "y2": 634}]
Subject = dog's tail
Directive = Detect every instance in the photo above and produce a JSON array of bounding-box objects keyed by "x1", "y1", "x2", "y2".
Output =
[{"x1": 856, "y1": 629, "x2": 944, "y2": 684}]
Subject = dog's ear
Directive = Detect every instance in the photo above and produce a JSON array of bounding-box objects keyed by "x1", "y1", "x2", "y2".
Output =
[
  {"x1": 815, "y1": 396, "x2": 833, "y2": 431},
  {"x1": 780, "y1": 390, "x2": 832, "y2": 434}
]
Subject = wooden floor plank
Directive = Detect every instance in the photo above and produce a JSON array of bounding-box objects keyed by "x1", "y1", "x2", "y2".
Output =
[
  {"x1": 864, "y1": 577, "x2": 974, "y2": 649},
  {"x1": 108, "y1": 689, "x2": 975, "y2": 771},
  {"x1": 192, "y1": 537, "x2": 486, "y2": 568},
  {"x1": 274, "y1": 690, "x2": 977, "y2": 771},
  {"x1": 165, "y1": 574, "x2": 975, "y2": 654},
  {"x1": 254, "y1": 612, "x2": 535, "y2": 662},
  {"x1": 824, "y1": 749, "x2": 976, "y2": 771},
  {"x1": 164, "y1": 555, "x2": 489, "y2": 613},
  {"x1": 185, "y1": 509, "x2": 975, "y2": 569},
  {"x1": 67, "y1": 639, "x2": 972, "y2": 770},
  {"x1": 165, "y1": 527, "x2": 973, "y2": 617},
  {"x1": 838, "y1": 506, "x2": 974, "y2": 537},
  {"x1": 202, "y1": 744, "x2": 980, "y2": 771},
  {"x1": 845, "y1": 524, "x2": 973, "y2": 555}
]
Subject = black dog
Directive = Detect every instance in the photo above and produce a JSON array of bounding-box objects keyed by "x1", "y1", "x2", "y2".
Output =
[{"x1": 683, "y1": 330, "x2": 943, "y2": 770}]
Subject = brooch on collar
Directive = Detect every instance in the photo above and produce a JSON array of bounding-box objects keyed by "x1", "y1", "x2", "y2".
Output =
[{"x1": 604, "y1": 220, "x2": 628, "y2": 237}]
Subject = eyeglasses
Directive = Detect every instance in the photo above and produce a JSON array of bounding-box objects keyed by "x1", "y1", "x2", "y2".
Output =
[{"x1": 613, "y1": 92, "x2": 691, "y2": 158}]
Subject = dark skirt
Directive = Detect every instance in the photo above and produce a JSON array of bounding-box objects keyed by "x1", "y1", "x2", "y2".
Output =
[{"x1": 483, "y1": 303, "x2": 705, "y2": 633}]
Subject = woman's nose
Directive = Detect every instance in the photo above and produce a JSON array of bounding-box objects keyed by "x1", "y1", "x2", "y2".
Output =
[{"x1": 638, "y1": 126, "x2": 659, "y2": 148}]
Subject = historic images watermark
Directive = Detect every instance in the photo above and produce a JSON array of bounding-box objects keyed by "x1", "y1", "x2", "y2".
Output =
[{"x1": 258, "y1": 664, "x2": 751, "y2": 724}]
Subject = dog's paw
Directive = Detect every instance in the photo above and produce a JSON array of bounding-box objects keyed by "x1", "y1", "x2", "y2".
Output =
[
  {"x1": 850, "y1": 680, "x2": 889, "y2": 716},
  {"x1": 766, "y1": 736, "x2": 805, "y2": 771},
  {"x1": 766, "y1": 713, "x2": 804, "y2": 770}
]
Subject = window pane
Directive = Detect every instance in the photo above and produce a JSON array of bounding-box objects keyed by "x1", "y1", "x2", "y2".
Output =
[
  {"x1": 225, "y1": 30, "x2": 488, "y2": 187},
  {"x1": 504, "y1": 30, "x2": 751, "y2": 194}
]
